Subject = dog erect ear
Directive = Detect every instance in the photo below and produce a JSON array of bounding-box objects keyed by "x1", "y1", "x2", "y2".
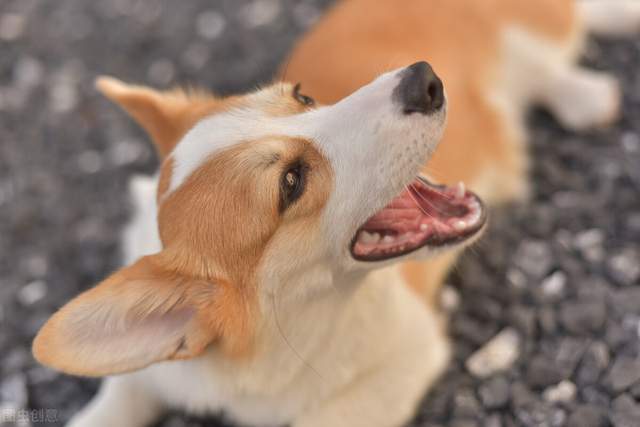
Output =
[
  {"x1": 95, "y1": 76, "x2": 218, "y2": 159},
  {"x1": 32, "y1": 255, "x2": 231, "y2": 377}
]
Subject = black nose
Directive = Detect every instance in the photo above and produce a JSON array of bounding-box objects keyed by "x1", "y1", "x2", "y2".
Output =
[{"x1": 393, "y1": 61, "x2": 444, "y2": 115}]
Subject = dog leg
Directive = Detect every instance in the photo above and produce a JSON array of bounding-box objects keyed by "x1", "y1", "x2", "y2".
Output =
[
  {"x1": 66, "y1": 376, "x2": 163, "y2": 427},
  {"x1": 580, "y1": 0, "x2": 640, "y2": 37},
  {"x1": 537, "y1": 65, "x2": 621, "y2": 131},
  {"x1": 293, "y1": 332, "x2": 449, "y2": 427}
]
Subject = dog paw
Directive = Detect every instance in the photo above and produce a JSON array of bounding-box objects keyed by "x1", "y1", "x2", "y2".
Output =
[
  {"x1": 581, "y1": 0, "x2": 640, "y2": 38},
  {"x1": 551, "y1": 71, "x2": 621, "y2": 131}
]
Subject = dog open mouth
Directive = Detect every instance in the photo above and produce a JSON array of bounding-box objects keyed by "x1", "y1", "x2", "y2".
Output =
[{"x1": 351, "y1": 176, "x2": 487, "y2": 261}]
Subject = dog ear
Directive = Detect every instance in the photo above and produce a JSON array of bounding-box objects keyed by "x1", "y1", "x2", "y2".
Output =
[
  {"x1": 32, "y1": 254, "x2": 234, "y2": 377},
  {"x1": 95, "y1": 76, "x2": 218, "y2": 159}
]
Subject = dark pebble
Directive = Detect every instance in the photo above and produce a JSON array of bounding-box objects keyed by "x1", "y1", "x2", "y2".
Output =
[
  {"x1": 478, "y1": 376, "x2": 510, "y2": 410},
  {"x1": 560, "y1": 299, "x2": 606, "y2": 335},
  {"x1": 610, "y1": 394, "x2": 640, "y2": 427},
  {"x1": 515, "y1": 401, "x2": 566, "y2": 427},
  {"x1": 610, "y1": 288, "x2": 640, "y2": 316},
  {"x1": 576, "y1": 341, "x2": 610, "y2": 386},
  {"x1": 604, "y1": 356, "x2": 640, "y2": 393},
  {"x1": 453, "y1": 388, "x2": 482, "y2": 419},
  {"x1": 526, "y1": 355, "x2": 568, "y2": 389},
  {"x1": 567, "y1": 405, "x2": 607, "y2": 427},
  {"x1": 451, "y1": 420, "x2": 479, "y2": 427},
  {"x1": 483, "y1": 414, "x2": 502, "y2": 427}
]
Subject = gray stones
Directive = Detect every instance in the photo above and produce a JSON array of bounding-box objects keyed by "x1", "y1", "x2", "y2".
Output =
[
  {"x1": 540, "y1": 271, "x2": 567, "y2": 301},
  {"x1": 0, "y1": 373, "x2": 28, "y2": 408},
  {"x1": 573, "y1": 228, "x2": 605, "y2": 263},
  {"x1": 292, "y1": 3, "x2": 322, "y2": 28},
  {"x1": 526, "y1": 355, "x2": 568, "y2": 389},
  {"x1": 484, "y1": 414, "x2": 502, "y2": 427},
  {"x1": 107, "y1": 139, "x2": 147, "y2": 167},
  {"x1": 559, "y1": 299, "x2": 606, "y2": 335},
  {"x1": 610, "y1": 394, "x2": 640, "y2": 427},
  {"x1": 611, "y1": 288, "x2": 640, "y2": 316},
  {"x1": 16, "y1": 280, "x2": 47, "y2": 306},
  {"x1": 604, "y1": 356, "x2": 640, "y2": 393},
  {"x1": 513, "y1": 240, "x2": 553, "y2": 279},
  {"x1": 508, "y1": 305, "x2": 537, "y2": 337},
  {"x1": 478, "y1": 376, "x2": 510, "y2": 410},
  {"x1": 576, "y1": 341, "x2": 610, "y2": 386},
  {"x1": 196, "y1": 10, "x2": 226, "y2": 40},
  {"x1": 76, "y1": 150, "x2": 103, "y2": 174},
  {"x1": 607, "y1": 247, "x2": 640, "y2": 286},
  {"x1": 147, "y1": 59, "x2": 176, "y2": 86},
  {"x1": 13, "y1": 56, "x2": 44, "y2": 90},
  {"x1": 515, "y1": 401, "x2": 566, "y2": 427},
  {"x1": 47, "y1": 64, "x2": 81, "y2": 114},
  {"x1": 0, "y1": 13, "x2": 25, "y2": 41},
  {"x1": 452, "y1": 388, "x2": 482, "y2": 419},
  {"x1": 567, "y1": 405, "x2": 607, "y2": 427},
  {"x1": 465, "y1": 328, "x2": 520, "y2": 379},
  {"x1": 538, "y1": 307, "x2": 557, "y2": 336},
  {"x1": 240, "y1": 0, "x2": 282, "y2": 28},
  {"x1": 451, "y1": 420, "x2": 479, "y2": 427},
  {"x1": 542, "y1": 380, "x2": 577, "y2": 404}
]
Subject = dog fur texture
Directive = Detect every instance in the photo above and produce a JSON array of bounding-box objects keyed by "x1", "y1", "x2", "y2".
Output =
[{"x1": 33, "y1": 1, "x2": 639, "y2": 426}]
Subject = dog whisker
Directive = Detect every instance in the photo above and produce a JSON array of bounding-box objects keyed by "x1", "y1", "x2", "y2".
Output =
[{"x1": 270, "y1": 293, "x2": 324, "y2": 382}]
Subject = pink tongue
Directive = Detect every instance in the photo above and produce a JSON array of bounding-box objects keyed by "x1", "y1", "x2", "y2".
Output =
[{"x1": 363, "y1": 207, "x2": 426, "y2": 233}]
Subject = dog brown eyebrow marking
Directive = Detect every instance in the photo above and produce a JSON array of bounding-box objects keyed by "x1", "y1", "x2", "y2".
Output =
[
  {"x1": 265, "y1": 152, "x2": 281, "y2": 167},
  {"x1": 151, "y1": 134, "x2": 333, "y2": 359}
]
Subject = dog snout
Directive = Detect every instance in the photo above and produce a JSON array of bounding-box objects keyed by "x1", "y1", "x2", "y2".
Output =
[{"x1": 393, "y1": 61, "x2": 444, "y2": 115}]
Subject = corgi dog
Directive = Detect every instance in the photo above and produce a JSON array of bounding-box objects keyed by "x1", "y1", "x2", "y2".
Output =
[{"x1": 32, "y1": 1, "x2": 638, "y2": 427}]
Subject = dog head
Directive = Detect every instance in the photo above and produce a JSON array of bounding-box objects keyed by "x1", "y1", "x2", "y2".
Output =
[{"x1": 33, "y1": 62, "x2": 485, "y2": 376}]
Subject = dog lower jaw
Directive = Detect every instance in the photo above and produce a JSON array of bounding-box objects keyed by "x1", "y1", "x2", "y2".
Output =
[{"x1": 350, "y1": 176, "x2": 487, "y2": 262}]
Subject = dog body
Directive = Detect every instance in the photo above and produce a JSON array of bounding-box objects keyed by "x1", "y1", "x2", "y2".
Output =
[{"x1": 33, "y1": 1, "x2": 640, "y2": 427}]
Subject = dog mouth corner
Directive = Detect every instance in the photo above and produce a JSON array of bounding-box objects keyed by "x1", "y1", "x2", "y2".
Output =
[{"x1": 350, "y1": 176, "x2": 487, "y2": 262}]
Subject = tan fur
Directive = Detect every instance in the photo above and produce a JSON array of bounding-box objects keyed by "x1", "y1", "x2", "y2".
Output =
[
  {"x1": 96, "y1": 78, "x2": 312, "y2": 159},
  {"x1": 284, "y1": 0, "x2": 578, "y2": 305},
  {"x1": 96, "y1": 77, "x2": 222, "y2": 158}
]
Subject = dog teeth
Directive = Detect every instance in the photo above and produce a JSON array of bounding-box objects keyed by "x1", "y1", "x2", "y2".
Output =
[
  {"x1": 382, "y1": 235, "x2": 395, "y2": 244},
  {"x1": 464, "y1": 201, "x2": 483, "y2": 225},
  {"x1": 455, "y1": 182, "x2": 466, "y2": 199},
  {"x1": 359, "y1": 231, "x2": 381, "y2": 244},
  {"x1": 468, "y1": 209, "x2": 482, "y2": 225},
  {"x1": 420, "y1": 223, "x2": 429, "y2": 232},
  {"x1": 453, "y1": 220, "x2": 468, "y2": 231},
  {"x1": 356, "y1": 244, "x2": 375, "y2": 255}
]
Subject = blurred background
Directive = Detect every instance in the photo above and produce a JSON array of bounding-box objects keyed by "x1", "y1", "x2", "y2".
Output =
[{"x1": 1, "y1": 1, "x2": 640, "y2": 426}]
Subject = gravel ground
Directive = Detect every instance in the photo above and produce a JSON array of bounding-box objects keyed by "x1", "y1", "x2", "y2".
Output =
[{"x1": 1, "y1": 1, "x2": 640, "y2": 426}]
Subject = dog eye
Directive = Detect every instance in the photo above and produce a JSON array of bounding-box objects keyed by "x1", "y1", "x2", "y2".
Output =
[
  {"x1": 293, "y1": 83, "x2": 315, "y2": 107},
  {"x1": 280, "y1": 164, "x2": 305, "y2": 211}
]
